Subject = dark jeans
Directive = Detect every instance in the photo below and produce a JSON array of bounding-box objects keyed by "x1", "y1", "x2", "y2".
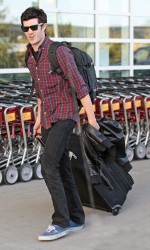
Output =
[{"x1": 41, "y1": 119, "x2": 85, "y2": 227}]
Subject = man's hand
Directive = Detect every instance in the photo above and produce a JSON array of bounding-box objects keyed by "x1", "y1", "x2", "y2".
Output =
[
  {"x1": 80, "y1": 94, "x2": 100, "y2": 130},
  {"x1": 88, "y1": 119, "x2": 100, "y2": 130},
  {"x1": 33, "y1": 119, "x2": 41, "y2": 138}
]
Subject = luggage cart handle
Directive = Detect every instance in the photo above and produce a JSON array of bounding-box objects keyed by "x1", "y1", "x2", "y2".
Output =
[
  {"x1": 116, "y1": 92, "x2": 132, "y2": 99},
  {"x1": 13, "y1": 102, "x2": 32, "y2": 107},
  {"x1": 101, "y1": 93, "x2": 120, "y2": 99}
]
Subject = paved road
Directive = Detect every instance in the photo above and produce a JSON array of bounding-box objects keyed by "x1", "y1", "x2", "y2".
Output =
[{"x1": 0, "y1": 159, "x2": 150, "y2": 250}]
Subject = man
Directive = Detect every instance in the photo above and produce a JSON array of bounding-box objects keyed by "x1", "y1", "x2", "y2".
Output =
[{"x1": 21, "y1": 7, "x2": 99, "y2": 241}]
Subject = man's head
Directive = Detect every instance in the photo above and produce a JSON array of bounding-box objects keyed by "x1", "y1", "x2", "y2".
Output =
[
  {"x1": 21, "y1": 7, "x2": 47, "y2": 50},
  {"x1": 21, "y1": 7, "x2": 47, "y2": 26}
]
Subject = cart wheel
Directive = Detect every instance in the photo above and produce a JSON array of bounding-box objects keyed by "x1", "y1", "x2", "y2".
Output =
[
  {"x1": 0, "y1": 170, "x2": 4, "y2": 185},
  {"x1": 126, "y1": 145, "x2": 134, "y2": 162},
  {"x1": 145, "y1": 144, "x2": 150, "y2": 159},
  {"x1": 134, "y1": 143, "x2": 146, "y2": 159},
  {"x1": 3, "y1": 165, "x2": 19, "y2": 185},
  {"x1": 33, "y1": 162, "x2": 43, "y2": 180},
  {"x1": 112, "y1": 206, "x2": 121, "y2": 216},
  {"x1": 19, "y1": 163, "x2": 33, "y2": 182}
]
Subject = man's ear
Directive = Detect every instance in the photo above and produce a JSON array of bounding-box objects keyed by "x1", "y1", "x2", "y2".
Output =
[{"x1": 42, "y1": 23, "x2": 47, "y2": 31}]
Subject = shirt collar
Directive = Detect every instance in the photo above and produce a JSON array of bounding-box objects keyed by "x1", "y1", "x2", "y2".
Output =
[{"x1": 27, "y1": 34, "x2": 49, "y2": 51}]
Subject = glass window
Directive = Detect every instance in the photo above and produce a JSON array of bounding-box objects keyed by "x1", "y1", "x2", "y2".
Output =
[
  {"x1": 99, "y1": 43, "x2": 129, "y2": 66},
  {"x1": 134, "y1": 44, "x2": 150, "y2": 65},
  {"x1": 99, "y1": 70, "x2": 129, "y2": 78},
  {"x1": 0, "y1": 0, "x2": 38, "y2": 69},
  {"x1": 98, "y1": 0, "x2": 129, "y2": 13},
  {"x1": 0, "y1": 73, "x2": 31, "y2": 82},
  {"x1": 134, "y1": 17, "x2": 150, "y2": 39},
  {"x1": 47, "y1": 13, "x2": 94, "y2": 38},
  {"x1": 0, "y1": 0, "x2": 38, "y2": 24},
  {"x1": 134, "y1": 70, "x2": 150, "y2": 77},
  {"x1": 132, "y1": 0, "x2": 150, "y2": 14},
  {"x1": 99, "y1": 15, "x2": 129, "y2": 39},
  {"x1": 40, "y1": 0, "x2": 94, "y2": 10},
  {"x1": 46, "y1": 13, "x2": 55, "y2": 37}
]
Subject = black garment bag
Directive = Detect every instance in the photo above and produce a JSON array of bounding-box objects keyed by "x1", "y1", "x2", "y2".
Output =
[{"x1": 68, "y1": 119, "x2": 134, "y2": 215}]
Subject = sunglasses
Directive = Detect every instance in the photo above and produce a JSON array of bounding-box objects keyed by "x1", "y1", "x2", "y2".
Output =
[{"x1": 21, "y1": 23, "x2": 43, "y2": 32}]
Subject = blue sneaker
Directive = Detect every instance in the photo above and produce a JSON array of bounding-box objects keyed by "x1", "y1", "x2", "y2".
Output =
[
  {"x1": 38, "y1": 224, "x2": 69, "y2": 241},
  {"x1": 68, "y1": 220, "x2": 84, "y2": 232}
]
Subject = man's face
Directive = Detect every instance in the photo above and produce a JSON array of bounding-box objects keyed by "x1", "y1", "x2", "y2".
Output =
[{"x1": 22, "y1": 18, "x2": 47, "y2": 49}]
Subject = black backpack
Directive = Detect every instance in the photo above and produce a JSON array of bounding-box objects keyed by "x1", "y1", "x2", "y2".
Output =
[
  {"x1": 48, "y1": 41, "x2": 98, "y2": 104},
  {"x1": 25, "y1": 41, "x2": 98, "y2": 104}
]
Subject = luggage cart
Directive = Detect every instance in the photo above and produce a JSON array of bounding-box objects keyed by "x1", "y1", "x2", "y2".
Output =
[
  {"x1": 32, "y1": 104, "x2": 43, "y2": 180},
  {"x1": 116, "y1": 92, "x2": 134, "y2": 162},
  {"x1": 136, "y1": 92, "x2": 150, "y2": 158},
  {"x1": 100, "y1": 93, "x2": 121, "y2": 120},
  {"x1": 0, "y1": 104, "x2": 19, "y2": 185},
  {"x1": 95, "y1": 95, "x2": 111, "y2": 119},
  {"x1": 15, "y1": 102, "x2": 35, "y2": 182},
  {"x1": 0, "y1": 81, "x2": 39, "y2": 184},
  {"x1": 0, "y1": 106, "x2": 3, "y2": 184},
  {"x1": 127, "y1": 92, "x2": 146, "y2": 160}
]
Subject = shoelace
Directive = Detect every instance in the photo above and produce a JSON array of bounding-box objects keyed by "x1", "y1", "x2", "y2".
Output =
[{"x1": 46, "y1": 225, "x2": 56, "y2": 232}]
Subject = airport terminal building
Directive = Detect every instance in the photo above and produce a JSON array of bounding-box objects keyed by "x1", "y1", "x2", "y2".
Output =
[{"x1": 0, "y1": 0, "x2": 150, "y2": 81}]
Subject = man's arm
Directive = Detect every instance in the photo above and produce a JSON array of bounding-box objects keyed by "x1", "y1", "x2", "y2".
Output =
[
  {"x1": 80, "y1": 94, "x2": 99, "y2": 130},
  {"x1": 56, "y1": 46, "x2": 99, "y2": 130},
  {"x1": 33, "y1": 98, "x2": 42, "y2": 136}
]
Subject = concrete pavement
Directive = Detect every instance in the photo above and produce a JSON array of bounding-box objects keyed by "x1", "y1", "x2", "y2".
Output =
[{"x1": 0, "y1": 159, "x2": 150, "y2": 250}]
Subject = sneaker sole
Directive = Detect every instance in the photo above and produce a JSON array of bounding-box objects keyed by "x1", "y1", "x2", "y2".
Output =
[
  {"x1": 38, "y1": 231, "x2": 69, "y2": 241},
  {"x1": 67, "y1": 225, "x2": 83, "y2": 232}
]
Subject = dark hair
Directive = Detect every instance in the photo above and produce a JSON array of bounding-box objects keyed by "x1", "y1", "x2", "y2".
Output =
[{"x1": 21, "y1": 7, "x2": 47, "y2": 25}]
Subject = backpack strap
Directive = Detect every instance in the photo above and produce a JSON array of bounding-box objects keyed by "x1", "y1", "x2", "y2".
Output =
[{"x1": 48, "y1": 41, "x2": 65, "y2": 76}]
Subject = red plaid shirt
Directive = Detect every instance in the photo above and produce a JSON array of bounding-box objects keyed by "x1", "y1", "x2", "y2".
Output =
[{"x1": 26, "y1": 35, "x2": 89, "y2": 129}]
